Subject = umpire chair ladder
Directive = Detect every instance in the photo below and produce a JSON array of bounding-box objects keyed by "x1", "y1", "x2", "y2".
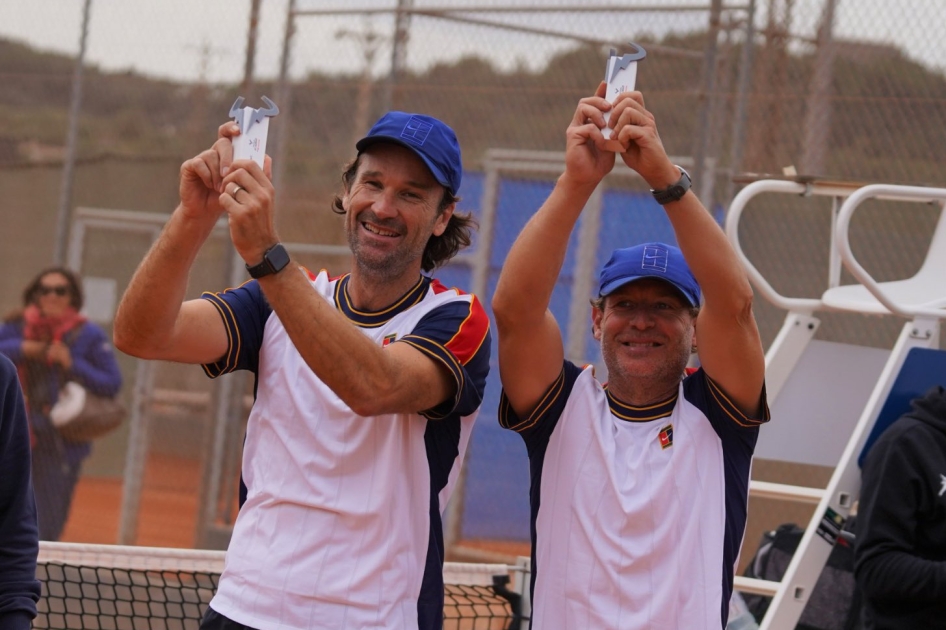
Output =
[{"x1": 725, "y1": 179, "x2": 946, "y2": 629}]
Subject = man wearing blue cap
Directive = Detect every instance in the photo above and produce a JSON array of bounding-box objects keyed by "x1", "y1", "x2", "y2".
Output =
[
  {"x1": 492, "y1": 84, "x2": 768, "y2": 629},
  {"x1": 114, "y1": 111, "x2": 491, "y2": 630}
]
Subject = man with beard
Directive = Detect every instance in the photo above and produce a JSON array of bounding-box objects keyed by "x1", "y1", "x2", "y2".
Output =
[
  {"x1": 114, "y1": 111, "x2": 491, "y2": 630},
  {"x1": 491, "y1": 84, "x2": 768, "y2": 629}
]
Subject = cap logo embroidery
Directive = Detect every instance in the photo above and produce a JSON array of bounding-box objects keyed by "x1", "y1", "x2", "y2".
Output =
[
  {"x1": 400, "y1": 116, "x2": 433, "y2": 147},
  {"x1": 641, "y1": 245, "x2": 669, "y2": 272}
]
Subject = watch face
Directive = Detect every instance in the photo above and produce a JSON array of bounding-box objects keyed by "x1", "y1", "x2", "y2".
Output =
[
  {"x1": 269, "y1": 244, "x2": 291, "y2": 270},
  {"x1": 247, "y1": 244, "x2": 291, "y2": 278}
]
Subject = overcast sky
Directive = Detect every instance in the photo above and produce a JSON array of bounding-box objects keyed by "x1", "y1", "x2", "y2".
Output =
[{"x1": 1, "y1": 0, "x2": 943, "y2": 85}]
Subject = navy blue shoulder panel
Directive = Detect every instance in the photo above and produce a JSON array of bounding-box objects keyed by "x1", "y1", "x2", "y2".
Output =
[
  {"x1": 683, "y1": 370, "x2": 766, "y2": 627},
  {"x1": 498, "y1": 360, "x2": 585, "y2": 610},
  {"x1": 200, "y1": 280, "x2": 272, "y2": 376}
]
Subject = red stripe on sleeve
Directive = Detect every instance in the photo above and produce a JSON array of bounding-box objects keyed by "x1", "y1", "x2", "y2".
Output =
[{"x1": 444, "y1": 295, "x2": 490, "y2": 365}]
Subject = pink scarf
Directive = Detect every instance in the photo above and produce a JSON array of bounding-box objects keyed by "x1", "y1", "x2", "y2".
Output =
[
  {"x1": 22, "y1": 304, "x2": 86, "y2": 345},
  {"x1": 18, "y1": 305, "x2": 87, "y2": 440}
]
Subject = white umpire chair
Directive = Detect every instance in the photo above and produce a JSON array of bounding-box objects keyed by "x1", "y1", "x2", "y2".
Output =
[{"x1": 725, "y1": 179, "x2": 946, "y2": 629}]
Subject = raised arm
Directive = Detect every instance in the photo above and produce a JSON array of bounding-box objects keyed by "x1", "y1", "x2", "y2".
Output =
[
  {"x1": 113, "y1": 126, "x2": 240, "y2": 364},
  {"x1": 245, "y1": 262, "x2": 466, "y2": 417},
  {"x1": 612, "y1": 92, "x2": 765, "y2": 416},
  {"x1": 492, "y1": 83, "x2": 616, "y2": 417}
]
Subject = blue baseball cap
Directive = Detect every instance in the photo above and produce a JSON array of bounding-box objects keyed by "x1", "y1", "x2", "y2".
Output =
[
  {"x1": 355, "y1": 111, "x2": 462, "y2": 196},
  {"x1": 598, "y1": 242, "x2": 701, "y2": 307}
]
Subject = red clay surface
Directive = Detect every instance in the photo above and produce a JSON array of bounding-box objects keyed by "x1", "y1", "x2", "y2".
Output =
[
  {"x1": 61, "y1": 453, "x2": 531, "y2": 563},
  {"x1": 61, "y1": 453, "x2": 202, "y2": 547}
]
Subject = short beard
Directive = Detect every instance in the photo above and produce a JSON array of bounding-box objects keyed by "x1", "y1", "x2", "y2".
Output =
[
  {"x1": 348, "y1": 237, "x2": 422, "y2": 284},
  {"x1": 347, "y1": 215, "x2": 429, "y2": 283},
  {"x1": 600, "y1": 330, "x2": 693, "y2": 400}
]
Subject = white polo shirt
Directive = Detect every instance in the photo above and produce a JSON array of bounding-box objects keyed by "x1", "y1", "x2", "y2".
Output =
[
  {"x1": 201, "y1": 271, "x2": 491, "y2": 630},
  {"x1": 500, "y1": 363, "x2": 768, "y2": 629}
]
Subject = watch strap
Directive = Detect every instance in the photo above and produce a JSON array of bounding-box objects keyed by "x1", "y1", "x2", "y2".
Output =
[
  {"x1": 246, "y1": 243, "x2": 291, "y2": 279},
  {"x1": 651, "y1": 167, "x2": 692, "y2": 205}
]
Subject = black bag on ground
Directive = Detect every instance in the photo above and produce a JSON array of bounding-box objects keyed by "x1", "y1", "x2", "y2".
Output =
[{"x1": 742, "y1": 521, "x2": 862, "y2": 630}]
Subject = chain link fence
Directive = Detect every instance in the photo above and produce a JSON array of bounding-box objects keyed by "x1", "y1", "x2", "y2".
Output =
[{"x1": 1, "y1": 0, "x2": 944, "y2": 559}]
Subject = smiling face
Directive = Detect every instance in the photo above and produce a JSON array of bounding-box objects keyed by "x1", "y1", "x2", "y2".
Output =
[
  {"x1": 343, "y1": 143, "x2": 454, "y2": 284},
  {"x1": 34, "y1": 272, "x2": 74, "y2": 318},
  {"x1": 593, "y1": 277, "x2": 696, "y2": 400}
]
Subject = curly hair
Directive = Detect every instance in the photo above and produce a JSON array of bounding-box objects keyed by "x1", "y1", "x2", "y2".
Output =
[
  {"x1": 332, "y1": 156, "x2": 477, "y2": 272},
  {"x1": 23, "y1": 267, "x2": 84, "y2": 311}
]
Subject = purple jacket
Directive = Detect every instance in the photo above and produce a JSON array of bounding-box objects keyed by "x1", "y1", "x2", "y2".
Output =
[{"x1": 0, "y1": 317, "x2": 123, "y2": 463}]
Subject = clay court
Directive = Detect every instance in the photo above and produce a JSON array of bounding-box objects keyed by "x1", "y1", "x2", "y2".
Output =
[
  {"x1": 46, "y1": 455, "x2": 527, "y2": 630},
  {"x1": 60, "y1": 454, "x2": 203, "y2": 548},
  {"x1": 60, "y1": 452, "x2": 531, "y2": 563}
]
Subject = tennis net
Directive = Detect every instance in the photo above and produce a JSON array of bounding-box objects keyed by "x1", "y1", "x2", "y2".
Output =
[{"x1": 36, "y1": 542, "x2": 527, "y2": 630}]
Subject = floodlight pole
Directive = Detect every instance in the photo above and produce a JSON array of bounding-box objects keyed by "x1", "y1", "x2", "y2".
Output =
[
  {"x1": 800, "y1": 0, "x2": 838, "y2": 176},
  {"x1": 242, "y1": 0, "x2": 262, "y2": 96},
  {"x1": 195, "y1": 0, "x2": 268, "y2": 550},
  {"x1": 724, "y1": 0, "x2": 757, "y2": 207},
  {"x1": 691, "y1": 0, "x2": 723, "y2": 206},
  {"x1": 381, "y1": 0, "x2": 414, "y2": 112},
  {"x1": 53, "y1": 0, "x2": 92, "y2": 266},
  {"x1": 337, "y1": 23, "x2": 386, "y2": 146},
  {"x1": 272, "y1": 0, "x2": 297, "y2": 192}
]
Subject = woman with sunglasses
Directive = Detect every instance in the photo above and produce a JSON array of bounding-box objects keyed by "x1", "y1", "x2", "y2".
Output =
[{"x1": 0, "y1": 267, "x2": 122, "y2": 541}]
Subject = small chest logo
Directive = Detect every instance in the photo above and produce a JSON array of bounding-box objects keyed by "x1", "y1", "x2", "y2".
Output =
[
  {"x1": 939, "y1": 473, "x2": 946, "y2": 497},
  {"x1": 658, "y1": 424, "x2": 673, "y2": 449},
  {"x1": 382, "y1": 333, "x2": 397, "y2": 347}
]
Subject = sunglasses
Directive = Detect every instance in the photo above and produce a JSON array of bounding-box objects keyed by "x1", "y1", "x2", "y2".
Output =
[{"x1": 38, "y1": 285, "x2": 69, "y2": 297}]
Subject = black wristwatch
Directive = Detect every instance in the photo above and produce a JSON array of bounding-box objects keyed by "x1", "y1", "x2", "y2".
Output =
[
  {"x1": 246, "y1": 243, "x2": 291, "y2": 279},
  {"x1": 651, "y1": 166, "x2": 692, "y2": 205}
]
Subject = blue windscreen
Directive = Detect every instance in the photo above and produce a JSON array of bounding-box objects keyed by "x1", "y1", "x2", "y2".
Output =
[{"x1": 858, "y1": 348, "x2": 946, "y2": 468}]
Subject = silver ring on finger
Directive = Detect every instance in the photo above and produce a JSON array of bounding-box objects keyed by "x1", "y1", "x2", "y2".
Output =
[{"x1": 231, "y1": 185, "x2": 245, "y2": 200}]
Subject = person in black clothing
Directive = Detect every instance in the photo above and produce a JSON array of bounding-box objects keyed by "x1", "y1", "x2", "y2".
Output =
[
  {"x1": 0, "y1": 353, "x2": 41, "y2": 630},
  {"x1": 854, "y1": 384, "x2": 946, "y2": 629}
]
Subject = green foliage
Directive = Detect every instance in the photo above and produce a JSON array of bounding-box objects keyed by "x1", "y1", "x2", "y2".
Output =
[{"x1": 2, "y1": 29, "x2": 945, "y2": 189}]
